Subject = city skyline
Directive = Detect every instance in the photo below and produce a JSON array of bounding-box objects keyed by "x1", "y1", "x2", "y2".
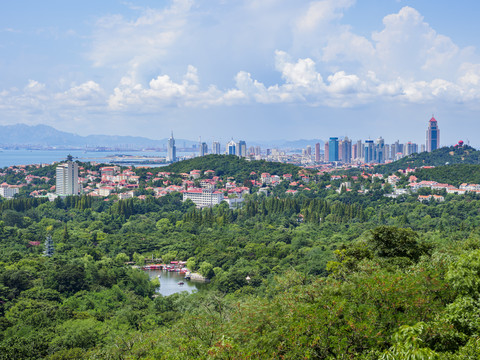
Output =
[{"x1": 1, "y1": 1, "x2": 480, "y2": 145}]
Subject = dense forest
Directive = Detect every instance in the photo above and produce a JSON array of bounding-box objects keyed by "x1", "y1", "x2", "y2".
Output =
[
  {"x1": 376, "y1": 145, "x2": 480, "y2": 173},
  {"x1": 162, "y1": 154, "x2": 307, "y2": 180},
  {"x1": 412, "y1": 164, "x2": 480, "y2": 187},
  {"x1": 2, "y1": 158, "x2": 480, "y2": 358}
]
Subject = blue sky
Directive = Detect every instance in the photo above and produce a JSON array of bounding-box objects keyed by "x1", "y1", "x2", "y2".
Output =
[{"x1": 1, "y1": 0, "x2": 480, "y2": 146}]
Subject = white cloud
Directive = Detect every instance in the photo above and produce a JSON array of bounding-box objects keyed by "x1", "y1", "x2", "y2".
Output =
[
  {"x1": 55, "y1": 81, "x2": 105, "y2": 107},
  {"x1": 2, "y1": 2, "x2": 480, "y2": 131},
  {"x1": 24, "y1": 80, "x2": 46, "y2": 93},
  {"x1": 89, "y1": 0, "x2": 193, "y2": 82},
  {"x1": 295, "y1": 0, "x2": 354, "y2": 33}
]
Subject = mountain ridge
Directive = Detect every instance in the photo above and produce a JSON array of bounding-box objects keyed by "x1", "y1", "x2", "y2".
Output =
[{"x1": 0, "y1": 124, "x2": 325, "y2": 149}]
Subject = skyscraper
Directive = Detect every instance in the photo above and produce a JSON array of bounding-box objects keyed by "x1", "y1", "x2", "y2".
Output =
[
  {"x1": 324, "y1": 142, "x2": 329, "y2": 162},
  {"x1": 238, "y1": 140, "x2": 247, "y2": 157},
  {"x1": 375, "y1": 137, "x2": 385, "y2": 163},
  {"x1": 426, "y1": 116, "x2": 440, "y2": 152},
  {"x1": 200, "y1": 142, "x2": 208, "y2": 156},
  {"x1": 341, "y1": 137, "x2": 352, "y2": 163},
  {"x1": 328, "y1": 137, "x2": 339, "y2": 162},
  {"x1": 167, "y1": 132, "x2": 177, "y2": 162},
  {"x1": 356, "y1": 140, "x2": 363, "y2": 160},
  {"x1": 315, "y1": 143, "x2": 320, "y2": 162},
  {"x1": 56, "y1": 157, "x2": 79, "y2": 196},
  {"x1": 212, "y1": 141, "x2": 221, "y2": 154},
  {"x1": 226, "y1": 140, "x2": 236, "y2": 155},
  {"x1": 364, "y1": 140, "x2": 374, "y2": 163},
  {"x1": 306, "y1": 145, "x2": 312, "y2": 157}
]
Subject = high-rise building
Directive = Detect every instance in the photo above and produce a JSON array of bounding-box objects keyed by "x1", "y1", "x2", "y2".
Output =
[
  {"x1": 226, "y1": 140, "x2": 236, "y2": 155},
  {"x1": 315, "y1": 143, "x2": 320, "y2": 162},
  {"x1": 212, "y1": 141, "x2": 221, "y2": 155},
  {"x1": 306, "y1": 145, "x2": 312, "y2": 157},
  {"x1": 200, "y1": 142, "x2": 208, "y2": 156},
  {"x1": 56, "y1": 158, "x2": 79, "y2": 196},
  {"x1": 356, "y1": 140, "x2": 363, "y2": 160},
  {"x1": 238, "y1": 140, "x2": 247, "y2": 157},
  {"x1": 375, "y1": 137, "x2": 385, "y2": 163},
  {"x1": 426, "y1": 116, "x2": 440, "y2": 152},
  {"x1": 255, "y1": 146, "x2": 261, "y2": 156},
  {"x1": 324, "y1": 142, "x2": 329, "y2": 162},
  {"x1": 405, "y1": 142, "x2": 418, "y2": 156},
  {"x1": 341, "y1": 137, "x2": 352, "y2": 163},
  {"x1": 167, "y1": 132, "x2": 177, "y2": 162},
  {"x1": 364, "y1": 140, "x2": 374, "y2": 163},
  {"x1": 328, "y1": 137, "x2": 339, "y2": 162},
  {"x1": 385, "y1": 144, "x2": 391, "y2": 160}
]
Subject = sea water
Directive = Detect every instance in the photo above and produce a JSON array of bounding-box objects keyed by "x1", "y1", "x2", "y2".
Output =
[{"x1": 0, "y1": 149, "x2": 195, "y2": 168}]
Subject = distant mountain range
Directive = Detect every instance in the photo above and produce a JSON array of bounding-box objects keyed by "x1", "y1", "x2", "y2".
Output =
[
  {"x1": 0, "y1": 124, "x2": 192, "y2": 148},
  {"x1": 0, "y1": 124, "x2": 324, "y2": 150}
]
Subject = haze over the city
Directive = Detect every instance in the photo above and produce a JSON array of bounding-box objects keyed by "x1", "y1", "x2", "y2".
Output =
[{"x1": 1, "y1": 0, "x2": 480, "y2": 146}]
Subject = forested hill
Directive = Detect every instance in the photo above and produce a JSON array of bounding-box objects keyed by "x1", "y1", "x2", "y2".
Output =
[
  {"x1": 376, "y1": 145, "x2": 480, "y2": 174},
  {"x1": 413, "y1": 164, "x2": 480, "y2": 187},
  {"x1": 162, "y1": 155, "x2": 306, "y2": 180}
]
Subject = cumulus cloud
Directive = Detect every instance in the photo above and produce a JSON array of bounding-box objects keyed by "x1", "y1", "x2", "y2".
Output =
[
  {"x1": 295, "y1": 0, "x2": 354, "y2": 33},
  {"x1": 89, "y1": 0, "x2": 193, "y2": 82},
  {"x1": 2, "y1": 1, "x2": 480, "y2": 125}
]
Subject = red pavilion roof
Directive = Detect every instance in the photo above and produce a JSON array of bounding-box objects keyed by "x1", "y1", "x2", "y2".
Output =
[{"x1": 429, "y1": 116, "x2": 437, "y2": 122}]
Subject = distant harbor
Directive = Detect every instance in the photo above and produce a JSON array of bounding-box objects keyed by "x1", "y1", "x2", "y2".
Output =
[{"x1": 0, "y1": 149, "x2": 196, "y2": 168}]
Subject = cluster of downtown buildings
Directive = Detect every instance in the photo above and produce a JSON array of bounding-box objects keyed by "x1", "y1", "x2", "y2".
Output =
[
  {"x1": 166, "y1": 116, "x2": 441, "y2": 166},
  {"x1": 0, "y1": 116, "x2": 440, "y2": 200},
  {"x1": 166, "y1": 132, "x2": 251, "y2": 162},
  {"x1": 324, "y1": 116, "x2": 440, "y2": 164}
]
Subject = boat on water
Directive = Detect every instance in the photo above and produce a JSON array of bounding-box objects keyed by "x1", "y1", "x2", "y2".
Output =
[{"x1": 178, "y1": 282, "x2": 184, "y2": 286}]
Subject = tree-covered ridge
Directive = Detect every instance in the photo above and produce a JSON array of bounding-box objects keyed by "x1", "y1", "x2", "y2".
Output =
[
  {"x1": 162, "y1": 154, "x2": 307, "y2": 180},
  {"x1": 5, "y1": 156, "x2": 480, "y2": 358},
  {"x1": 413, "y1": 164, "x2": 480, "y2": 187},
  {"x1": 376, "y1": 145, "x2": 480, "y2": 174}
]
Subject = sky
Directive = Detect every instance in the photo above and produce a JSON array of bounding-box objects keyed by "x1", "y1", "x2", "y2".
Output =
[{"x1": 1, "y1": 0, "x2": 480, "y2": 146}]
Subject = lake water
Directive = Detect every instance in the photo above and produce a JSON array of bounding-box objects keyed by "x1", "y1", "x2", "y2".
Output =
[
  {"x1": 145, "y1": 270, "x2": 204, "y2": 296},
  {"x1": 0, "y1": 149, "x2": 196, "y2": 168}
]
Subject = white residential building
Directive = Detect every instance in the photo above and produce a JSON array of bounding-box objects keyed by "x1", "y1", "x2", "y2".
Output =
[
  {"x1": 183, "y1": 188, "x2": 224, "y2": 208},
  {"x1": 0, "y1": 183, "x2": 19, "y2": 199},
  {"x1": 56, "y1": 160, "x2": 79, "y2": 196}
]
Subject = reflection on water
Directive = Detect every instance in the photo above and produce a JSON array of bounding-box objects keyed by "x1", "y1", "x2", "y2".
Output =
[{"x1": 145, "y1": 270, "x2": 205, "y2": 296}]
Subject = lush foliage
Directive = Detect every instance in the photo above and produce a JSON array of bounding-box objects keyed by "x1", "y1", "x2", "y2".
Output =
[
  {"x1": 413, "y1": 164, "x2": 480, "y2": 187},
  {"x1": 3, "y1": 158, "x2": 480, "y2": 358},
  {"x1": 162, "y1": 154, "x2": 307, "y2": 181},
  {"x1": 377, "y1": 145, "x2": 480, "y2": 174}
]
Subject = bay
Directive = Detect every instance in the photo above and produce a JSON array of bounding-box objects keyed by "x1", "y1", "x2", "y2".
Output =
[{"x1": 0, "y1": 149, "x2": 196, "y2": 168}]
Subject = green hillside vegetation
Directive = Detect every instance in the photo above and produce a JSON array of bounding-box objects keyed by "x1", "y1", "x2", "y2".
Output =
[
  {"x1": 376, "y1": 145, "x2": 480, "y2": 174},
  {"x1": 162, "y1": 154, "x2": 307, "y2": 181},
  {"x1": 4, "y1": 156, "x2": 480, "y2": 358},
  {"x1": 414, "y1": 164, "x2": 480, "y2": 187}
]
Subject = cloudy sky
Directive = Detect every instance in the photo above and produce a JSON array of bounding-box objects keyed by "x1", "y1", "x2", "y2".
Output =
[{"x1": 1, "y1": 0, "x2": 480, "y2": 146}]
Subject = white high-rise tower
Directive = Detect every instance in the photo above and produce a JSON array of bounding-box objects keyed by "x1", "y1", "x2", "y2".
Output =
[
  {"x1": 56, "y1": 156, "x2": 79, "y2": 196},
  {"x1": 167, "y1": 132, "x2": 177, "y2": 163}
]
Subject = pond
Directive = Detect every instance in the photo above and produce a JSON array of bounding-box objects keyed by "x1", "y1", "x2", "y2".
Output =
[{"x1": 145, "y1": 270, "x2": 205, "y2": 296}]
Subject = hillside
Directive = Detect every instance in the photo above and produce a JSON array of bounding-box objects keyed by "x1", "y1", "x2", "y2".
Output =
[
  {"x1": 376, "y1": 145, "x2": 480, "y2": 174},
  {"x1": 162, "y1": 154, "x2": 306, "y2": 180},
  {"x1": 413, "y1": 164, "x2": 480, "y2": 187}
]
